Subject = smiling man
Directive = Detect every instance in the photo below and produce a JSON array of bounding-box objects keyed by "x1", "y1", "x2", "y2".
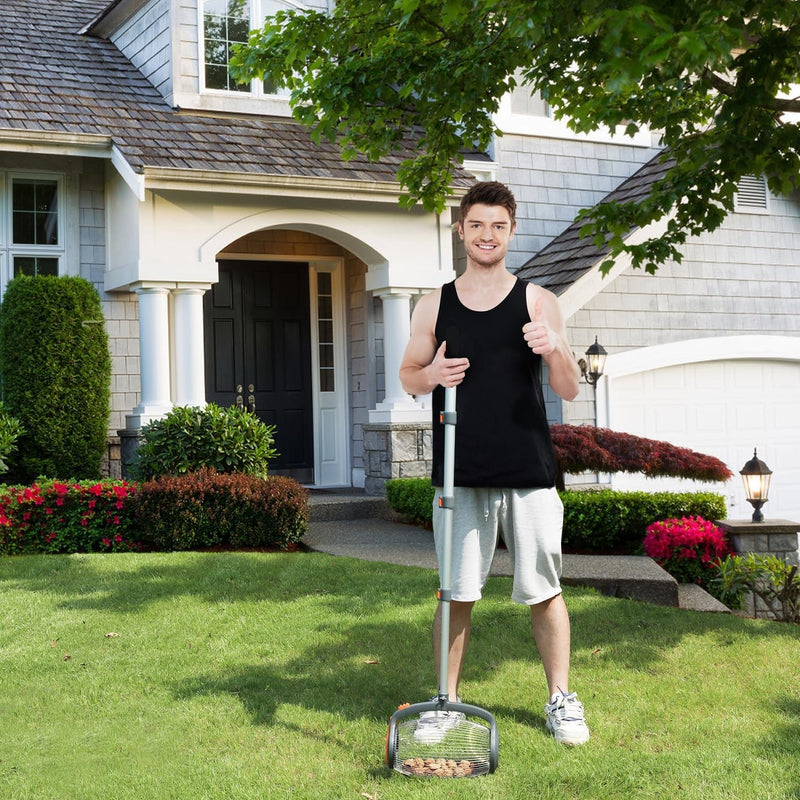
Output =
[{"x1": 398, "y1": 181, "x2": 589, "y2": 747}]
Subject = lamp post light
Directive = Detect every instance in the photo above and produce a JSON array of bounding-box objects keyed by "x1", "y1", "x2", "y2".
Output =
[
  {"x1": 740, "y1": 448, "x2": 772, "y2": 523},
  {"x1": 578, "y1": 337, "x2": 607, "y2": 387}
]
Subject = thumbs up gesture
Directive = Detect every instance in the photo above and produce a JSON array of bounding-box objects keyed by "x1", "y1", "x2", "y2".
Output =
[{"x1": 522, "y1": 296, "x2": 558, "y2": 355}]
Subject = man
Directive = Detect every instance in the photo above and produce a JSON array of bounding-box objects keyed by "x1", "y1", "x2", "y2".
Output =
[{"x1": 398, "y1": 180, "x2": 589, "y2": 746}]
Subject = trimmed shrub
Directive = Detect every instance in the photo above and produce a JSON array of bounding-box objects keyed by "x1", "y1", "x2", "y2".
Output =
[
  {"x1": 561, "y1": 489, "x2": 727, "y2": 553},
  {"x1": 132, "y1": 404, "x2": 277, "y2": 481},
  {"x1": 551, "y1": 424, "x2": 733, "y2": 483},
  {"x1": 0, "y1": 480, "x2": 140, "y2": 555},
  {"x1": 386, "y1": 477, "x2": 435, "y2": 528},
  {"x1": 0, "y1": 404, "x2": 23, "y2": 475},
  {"x1": 131, "y1": 468, "x2": 308, "y2": 551},
  {"x1": 643, "y1": 516, "x2": 733, "y2": 601},
  {"x1": 0, "y1": 275, "x2": 111, "y2": 481}
]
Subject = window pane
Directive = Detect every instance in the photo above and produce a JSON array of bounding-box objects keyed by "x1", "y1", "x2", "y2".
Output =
[
  {"x1": 318, "y1": 320, "x2": 333, "y2": 343},
  {"x1": 12, "y1": 181, "x2": 35, "y2": 210},
  {"x1": 13, "y1": 256, "x2": 58, "y2": 277},
  {"x1": 13, "y1": 256, "x2": 35, "y2": 276},
  {"x1": 318, "y1": 295, "x2": 332, "y2": 319},
  {"x1": 317, "y1": 272, "x2": 332, "y2": 294},
  {"x1": 12, "y1": 180, "x2": 58, "y2": 244},
  {"x1": 12, "y1": 212, "x2": 35, "y2": 244},
  {"x1": 319, "y1": 344, "x2": 334, "y2": 369},
  {"x1": 203, "y1": 0, "x2": 251, "y2": 92},
  {"x1": 320, "y1": 369, "x2": 335, "y2": 393}
]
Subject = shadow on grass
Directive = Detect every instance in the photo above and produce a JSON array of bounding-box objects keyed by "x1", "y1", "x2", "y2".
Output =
[{"x1": 3, "y1": 551, "x2": 799, "y2": 733}]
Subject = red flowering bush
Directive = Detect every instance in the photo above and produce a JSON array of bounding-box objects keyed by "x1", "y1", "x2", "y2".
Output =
[
  {"x1": 643, "y1": 516, "x2": 733, "y2": 601},
  {"x1": 0, "y1": 480, "x2": 141, "y2": 555}
]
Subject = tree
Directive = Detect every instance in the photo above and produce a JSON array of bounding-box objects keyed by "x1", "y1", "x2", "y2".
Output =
[{"x1": 232, "y1": 0, "x2": 800, "y2": 272}]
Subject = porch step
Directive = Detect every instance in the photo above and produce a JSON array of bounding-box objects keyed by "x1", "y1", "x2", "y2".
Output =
[{"x1": 308, "y1": 489, "x2": 390, "y2": 522}]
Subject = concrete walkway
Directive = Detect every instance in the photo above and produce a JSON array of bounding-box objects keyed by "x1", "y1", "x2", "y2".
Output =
[{"x1": 304, "y1": 494, "x2": 730, "y2": 614}]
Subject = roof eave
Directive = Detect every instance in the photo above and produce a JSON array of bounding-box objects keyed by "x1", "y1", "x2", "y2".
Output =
[{"x1": 141, "y1": 165, "x2": 469, "y2": 206}]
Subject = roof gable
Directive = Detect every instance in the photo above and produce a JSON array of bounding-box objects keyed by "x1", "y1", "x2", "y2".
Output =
[{"x1": 515, "y1": 150, "x2": 674, "y2": 295}]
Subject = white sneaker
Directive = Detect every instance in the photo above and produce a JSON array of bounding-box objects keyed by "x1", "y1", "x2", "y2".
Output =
[
  {"x1": 544, "y1": 691, "x2": 590, "y2": 745},
  {"x1": 413, "y1": 697, "x2": 465, "y2": 744}
]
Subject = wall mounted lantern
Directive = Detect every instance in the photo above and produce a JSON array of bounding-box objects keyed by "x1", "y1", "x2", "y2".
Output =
[
  {"x1": 578, "y1": 337, "x2": 607, "y2": 386},
  {"x1": 740, "y1": 448, "x2": 772, "y2": 523}
]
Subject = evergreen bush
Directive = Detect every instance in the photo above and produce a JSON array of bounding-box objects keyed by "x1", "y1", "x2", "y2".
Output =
[
  {"x1": 131, "y1": 404, "x2": 277, "y2": 480},
  {"x1": 0, "y1": 404, "x2": 23, "y2": 475},
  {"x1": 386, "y1": 477, "x2": 435, "y2": 528},
  {"x1": 0, "y1": 275, "x2": 111, "y2": 481},
  {"x1": 132, "y1": 468, "x2": 308, "y2": 551}
]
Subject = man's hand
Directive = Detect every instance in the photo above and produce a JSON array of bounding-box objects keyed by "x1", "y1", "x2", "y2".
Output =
[
  {"x1": 522, "y1": 297, "x2": 558, "y2": 355},
  {"x1": 431, "y1": 340, "x2": 470, "y2": 388}
]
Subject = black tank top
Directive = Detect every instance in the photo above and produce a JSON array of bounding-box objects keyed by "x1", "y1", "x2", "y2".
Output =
[{"x1": 431, "y1": 278, "x2": 557, "y2": 488}]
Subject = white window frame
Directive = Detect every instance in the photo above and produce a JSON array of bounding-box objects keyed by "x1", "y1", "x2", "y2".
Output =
[
  {"x1": 198, "y1": 0, "x2": 311, "y2": 99},
  {"x1": 2, "y1": 171, "x2": 67, "y2": 293}
]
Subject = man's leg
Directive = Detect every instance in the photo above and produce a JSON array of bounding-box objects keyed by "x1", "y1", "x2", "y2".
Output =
[
  {"x1": 530, "y1": 593, "x2": 571, "y2": 697},
  {"x1": 433, "y1": 599, "x2": 474, "y2": 699}
]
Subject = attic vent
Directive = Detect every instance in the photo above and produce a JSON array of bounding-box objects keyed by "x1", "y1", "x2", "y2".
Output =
[{"x1": 734, "y1": 174, "x2": 769, "y2": 212}]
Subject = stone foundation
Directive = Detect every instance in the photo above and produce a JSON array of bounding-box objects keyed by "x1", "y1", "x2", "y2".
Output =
[
  {"x1": 362, "y1": 422, "x2": 432, "y2": 495},
  {"x1": 717, "y1": 519, "x2": 800, "y2": 619}
]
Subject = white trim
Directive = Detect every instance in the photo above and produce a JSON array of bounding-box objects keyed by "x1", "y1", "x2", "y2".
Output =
[
  {"x1": 111, "y1": 145, "x2": 146, "y2": 202},
  {"x1": 143, "y1": 166, "x2": 407, "y2": 202},
  {"x1": 494, "y1": 93, "x2": 653, "y2": 147},
  {"x1": 558, "y1": 212, "x2": 673, "y2": 321}
]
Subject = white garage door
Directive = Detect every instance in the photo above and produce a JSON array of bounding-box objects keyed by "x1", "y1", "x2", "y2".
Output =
[{"x1": 607, "y1": 359, "x2": 800, "y2": 522}]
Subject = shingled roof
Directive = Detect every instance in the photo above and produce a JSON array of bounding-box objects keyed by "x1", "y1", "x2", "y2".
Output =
[
  {"x1": 516, "y1": 151, "x2": 674, "y2": 295},
  {"x1": 0, "y1": 0, "x2": 473, "y2": 189}
]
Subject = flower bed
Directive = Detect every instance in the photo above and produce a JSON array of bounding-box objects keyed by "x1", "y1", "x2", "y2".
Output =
[{"x1": 0, "y1": 480, "x2": 140, "y2": 554}]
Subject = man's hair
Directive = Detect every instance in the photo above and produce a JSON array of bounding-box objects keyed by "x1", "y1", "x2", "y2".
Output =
[{"x1": 458, "y1": 181, "x2": 516, "y2": 226}]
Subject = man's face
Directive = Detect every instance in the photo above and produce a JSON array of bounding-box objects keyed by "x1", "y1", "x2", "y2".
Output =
[{"x1": 457, "y1": 203, "x2": 516, "y2": 269}]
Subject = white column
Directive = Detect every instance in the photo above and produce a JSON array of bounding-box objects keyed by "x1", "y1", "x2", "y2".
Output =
[
  {"x1": 172, "y1": 285, "x2": 209, "y2": 407},
  {"x1": 127, "y1": 285, "x2": 172, "y2": 429},
  {"x1": 370, "y1": 290, "x2": 427, "y2": 423}
]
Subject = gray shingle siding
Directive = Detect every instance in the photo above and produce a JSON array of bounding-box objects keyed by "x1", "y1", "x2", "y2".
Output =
[{"x1": 494, "y1": 133, "x2": 661, "y2": 272}]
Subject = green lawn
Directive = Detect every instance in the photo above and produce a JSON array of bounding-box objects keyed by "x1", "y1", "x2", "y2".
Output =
[{"x1": 1, "y1": 550, "x2": 799, "y2": 799}]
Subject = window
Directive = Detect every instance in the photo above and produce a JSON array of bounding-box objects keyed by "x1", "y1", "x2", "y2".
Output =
[
  {"x1": 202, "y1": 0, "x2": 298, "y2": 95},
  {"x1": 316, "y1": 271, "x2": 335, "y2": 392},
  {"x1": 203, "y1": 0, "x2": 251, "y2": 92},
  {"x1": 4, "y1": 175, "x2": 64, "y2": 279}
]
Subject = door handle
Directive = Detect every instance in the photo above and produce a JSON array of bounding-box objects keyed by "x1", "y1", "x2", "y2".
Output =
[
  {"x1": 248, "y1": 393, "x2": 256, "y2": 414},
  {"x1": 235, "y1": 384, "x2": 244, "y2": 410}
]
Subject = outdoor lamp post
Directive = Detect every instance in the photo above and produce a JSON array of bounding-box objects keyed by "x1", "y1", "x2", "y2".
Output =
[
  {"x1": 740, "y1": 448, "x2": 772, "y2": 523},
  {"x1": 578, "y1": 337, "x2": 607, "y2": 386}
]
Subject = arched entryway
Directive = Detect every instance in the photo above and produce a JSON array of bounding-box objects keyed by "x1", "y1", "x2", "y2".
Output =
[{"x1": 203, "y1": 226, "x2": 354, "y2": 487}]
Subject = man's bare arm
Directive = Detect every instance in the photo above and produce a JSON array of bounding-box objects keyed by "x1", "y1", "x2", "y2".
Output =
[{"x1": 523, "y1": 285, "x2": 580, "y2": 401}]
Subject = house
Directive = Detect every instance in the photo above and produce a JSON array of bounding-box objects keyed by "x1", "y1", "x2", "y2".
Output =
[{"x1": 2, "y1": 1, "x2": 799, "y2": 524}]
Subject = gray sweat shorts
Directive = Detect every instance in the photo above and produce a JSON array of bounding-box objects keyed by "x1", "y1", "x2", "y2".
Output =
[{"x1": 432, "y1": 486, "x2": 564, "y2": 605}]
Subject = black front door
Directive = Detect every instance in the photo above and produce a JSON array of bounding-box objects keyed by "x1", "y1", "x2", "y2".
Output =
[{"x1": 204, "y1": 260, "x2": 314, "y2": 483}]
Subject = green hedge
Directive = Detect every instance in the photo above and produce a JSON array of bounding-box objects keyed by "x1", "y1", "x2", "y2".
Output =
[
  {"x1": 385, "y1": 477, "x2": 727, "y2": 554},
  {"x1": 131, "y1": 469, "x2": 308, "y2": 551},
  {"x1": 0, "y1": 275, "x2": 111, "y2": 481}
]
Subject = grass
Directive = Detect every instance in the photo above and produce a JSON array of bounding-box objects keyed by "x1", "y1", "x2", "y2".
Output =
[{"x1": 1, "y1": 550, "x2": 799, "y2": 800}]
